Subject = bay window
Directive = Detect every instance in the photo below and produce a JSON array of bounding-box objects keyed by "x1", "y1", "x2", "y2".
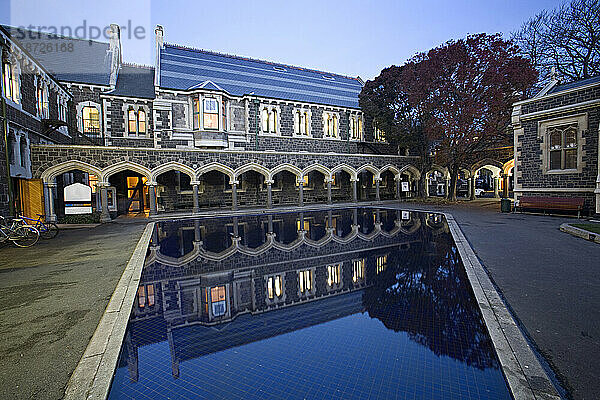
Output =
[{"x1": 203, "y1": 98, "x2": 218, "y2": 129}]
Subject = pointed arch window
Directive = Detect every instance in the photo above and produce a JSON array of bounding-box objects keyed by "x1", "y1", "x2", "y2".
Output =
[
  {"x1": 323, "y1": 111, "x2": 339, "y2": 138},
  {"x1": 128, "y1": 107, "x2": 137, "y2": 134},
  {"x1": 138, "y1": 109, "x2": 147, "y2": 134},
  {"x1": 261, "y1": 106, "x2": 278, "y2": 134}
]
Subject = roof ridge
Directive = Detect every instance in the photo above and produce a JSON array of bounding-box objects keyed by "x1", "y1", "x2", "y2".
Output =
[
  {"x1": 163, "y1": 42, "x2": 358, "y2": 81},
  {"x1": 121, "y1": 62, "x2": 154, "y2": 70}
]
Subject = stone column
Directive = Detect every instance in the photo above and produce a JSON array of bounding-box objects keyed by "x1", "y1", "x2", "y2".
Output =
[
  {"x1": 352, "y1": 179, "x2": 358, "y2": 203},
  {"x1": 191, "y1": 182, "x2": 200, "y2": 213},
  {"x1": 148, "y1": 184, "x2": 157, "y2": 216},
  {"x1": 232, "y1": 216, "x2": 239, "y2": 237},
  {"x1": 424, "y1": 176, "x2": 430, "y2": 197},
  {"x1": 502, "y1": 175, "x2": 509, "y2": 198},
  {"x1": 444, "y1": 178, "x2": 449, "y2": 198},
  {"x1": 232, "y1": 181, "x2": 238, "y2": 211},
  {"x1": 267, "y1": 214, "x2": 274, "y2": 234},
  {"x1": 328, "y1": 210, "x2": 333, "y2": 229},
  {"x1": 375, "y1": 178, "x2": 381, "y2": 201},
  {"x1": 99, "y1": 183, "x2": 111, "y2": 223},
  {"x1": 44, "y1": 183, "x2": 57, "y2": 223},
  {"x1": 298, "y1": 177, "x2": 304, "y2": 207},
  {"x1": 493, "y1": 177, "x2": 500, "y2": 198},
  {"x1": 327, "y1": 179, "x2": 332, "y2": 205},
  {"x1": 467, "y1": 177, "x2": 472, "y2": 200},
  {"x1": 194, "y1": 219, "x2": 201, "y2": 242},
  {"x1": 266, "y1": 181, "x2": 273, "y2": 209},
  {"x1": 395, "y1": 179, "x2": 401, "y2": 200}
]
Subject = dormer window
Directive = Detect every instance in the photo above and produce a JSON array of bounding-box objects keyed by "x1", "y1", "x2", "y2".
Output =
[{"x1": 203, "y1": 98, "x2": 218, "y2": 129}]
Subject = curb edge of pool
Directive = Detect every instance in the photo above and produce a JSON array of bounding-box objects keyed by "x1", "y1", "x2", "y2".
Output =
[
  {"x1": 444, "y1": 213, "x2": 561, "y2": 400},
  {"x1": 63, "y1": 222, "x2": 155, "y2": 400}
]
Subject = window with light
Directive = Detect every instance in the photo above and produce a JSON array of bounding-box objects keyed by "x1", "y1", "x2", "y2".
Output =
[
  {"x1": 327, "y1": 264, "x2": 341, "y2": 288},
  {"x1": 299, "y1": 269, "x2": 312, "y2": 294},
  {"x1": 82, "y1": 106, "x2": 100, "y2": 135},
  {"x1": 352, "y1": 259, "x2": 365, "y2": 283},
  {"x1": 203, "y1": 98, "x2": 219, "y2": 129},
  {"x1": 267, "y1": 275, "x2": 283, "y2": 300}
]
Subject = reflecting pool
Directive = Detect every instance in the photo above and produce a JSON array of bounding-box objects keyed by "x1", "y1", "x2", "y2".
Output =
[{"x1": 108, "y1": 208, "x2": 512, "y2": 399}]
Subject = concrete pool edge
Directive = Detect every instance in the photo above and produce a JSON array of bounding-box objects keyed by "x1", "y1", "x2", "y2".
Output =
[
  {"x1": 444, "y1": 213, "x2": 561, "y2": 400},
  {"x1": 63, "y1": 222, "x2": 155, "y2": 400}
]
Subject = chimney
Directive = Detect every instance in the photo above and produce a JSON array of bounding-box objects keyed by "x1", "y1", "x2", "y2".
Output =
[
  {"x1": 154, "y1": 25, "x2": 164, "y2": 87},
  {"x1": 108, "y1": 23, "x2": 122, "y2": 88}
]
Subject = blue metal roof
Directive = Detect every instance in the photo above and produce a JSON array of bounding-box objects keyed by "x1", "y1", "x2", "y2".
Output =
[
  {"x1": 548, "y1": 75, "x2": 600, "y2": 94},
  {"x1": 159, "y1": 44, "x2": 362, "y2": 108}
]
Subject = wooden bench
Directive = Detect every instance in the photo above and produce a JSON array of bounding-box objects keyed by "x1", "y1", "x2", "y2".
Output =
[{"x1": 516, "y1": 196, "x2": 585, "y2": 217}]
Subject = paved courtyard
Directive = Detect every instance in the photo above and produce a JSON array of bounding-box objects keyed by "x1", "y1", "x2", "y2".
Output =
[
  {"x1": 398, "y1": 201, "x2": 600, "y2": 400},
  {"x1": 0, "y1": 222, "x2": 145, "y2": 400}
]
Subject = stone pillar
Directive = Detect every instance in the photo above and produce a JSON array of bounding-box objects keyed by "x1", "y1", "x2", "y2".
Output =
[
  {"x1": 353, "y1": 208, "x2": 358, "y2": 225},
  {"x1": 327, "y1": 180, "x2": 332, "y2": 205},
  {"x1": 375, "y1": 178, "x2": 381, "y2": 201},
  {"x1": 424, "y1": 176, "x2": 430, "y2": 197},
  {"x1": 298, "y1": 177, "x2": 304, "y2": 207},
  {"x1": 352, "y1": 179, "x2": 358, "y2": 203},
  {"x1": 395, "y1": 179, "x2": 401, "y2": 200},
  {"x1": 267, "y1": 215, "x2": 273, "y2": 234},
  {"x1": 266, "y1": 181, "x2": 273, "y2": 209},
  {"x1": 194, "y1": 219, "x2": 201, "y2": 242},
  {"x1": 444, "y1": 178, "x2": 449, "y2": 198},
  {"x1": 232, "y1": 217, "x2": 239, "y2": 237},
  {"x1": 467, "y1": 177, "x2": 472, "y2": 200},
  {"x1": 502, "y1": 175, "x2": 509, "y2": 198},
  {"x1": 493, "y1": 177, "x2": 500, "y2": 198},
  {"x1": 148, "y1": 184, "x2": 157, "y2": 216},
  {"x1": 44, "y1": 183, "x2": 57, "y2": 222},
  {"x1": 469, "y1": 177, "x2": 476, "y2": 200},
  {"x1": 192, "y1": 182, "x2": 200, "y2": 214},
  {"x1": 328, "y1": 210, "x2": 333, "y2": 229},
  {"x1": 99, "y1": 183, "x2": 111, "y2": 223},
  {"x1": 232, "y1": 182, "x2": 238, "y2": 211}
]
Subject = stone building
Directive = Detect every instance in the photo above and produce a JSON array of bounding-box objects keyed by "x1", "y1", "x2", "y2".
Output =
[
  {"x1": 512, "y1": 74, "x2": 600, "y2": 214},
  {"x1": 1, "y1": 24, "x2": 424, "y2": 222}
]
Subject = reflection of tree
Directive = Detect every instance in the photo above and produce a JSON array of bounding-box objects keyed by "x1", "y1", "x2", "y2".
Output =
[{"x1": 363, "y1": 231, "x2": 499, "y2": 370}]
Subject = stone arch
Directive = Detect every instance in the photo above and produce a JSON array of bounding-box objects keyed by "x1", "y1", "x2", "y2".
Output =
[
  {"x1": 151, "y1": 161, "x2": 196, "y2": 182},
  {"x1": 234, "y1": 162, "x2": 270, "y2": 181},
  {"x1": 503, "y1": 159, "x2": 515, "y2": 175},
  {"x1": 377, "y1": 164, "x2": 401, "y2": 180},
  {"x1": 302, "y1": 163, "x2": 332, "y2": 180},
  {"x1": 330, "y1": 164, "x2": 357, "y2": 181},
  {"x1": 399, "y1": 164, "x2": 421, "y2": 179},
  {"x1": 41, "y1": 160, "x2": 103, "y2": 184},
  {"x1": 471, "y1": 159, "x2": 503, "y2": 177},
  {"x1": 196, "y1": 162, "x2": 235, "y2": 184},
  {"x1": 269, "y1": 163, "x2": 302, "y2": 181},
  {"x1": 425, "y1": 165, "x2": 450, "y2": 179},
  {"x1": 356, "y1": 164, "x2": 379, "y2": 177},
  {"x1": 101, "y1": 161, "x2": 151, "y2": 183}
]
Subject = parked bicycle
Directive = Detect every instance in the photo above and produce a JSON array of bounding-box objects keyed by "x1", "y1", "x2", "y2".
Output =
[
  {"x1": 18, "y1": 214, "x2": 59, "y2": 239},
  {"x1": 0, "y1": 216, "x2": 40, "y2": 247}
]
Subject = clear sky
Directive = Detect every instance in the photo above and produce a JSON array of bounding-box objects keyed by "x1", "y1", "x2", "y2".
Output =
[{"x1": 1, "y1": 0, "x2": 561, "y2": 81}]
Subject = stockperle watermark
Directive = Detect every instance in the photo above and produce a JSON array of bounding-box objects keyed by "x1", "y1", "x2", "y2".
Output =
[{"x1": 12, "y1": 20, "x2": 146, "y2": 52}]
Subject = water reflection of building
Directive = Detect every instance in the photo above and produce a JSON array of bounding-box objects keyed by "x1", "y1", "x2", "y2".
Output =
[{"x1": 120, "y1": 209, "x2": 485, "y2": 383}]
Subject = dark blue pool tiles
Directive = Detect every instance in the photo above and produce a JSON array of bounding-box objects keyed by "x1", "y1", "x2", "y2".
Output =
[{"x1": 108, "y1": 209, "x2": 513, "y2": 399}]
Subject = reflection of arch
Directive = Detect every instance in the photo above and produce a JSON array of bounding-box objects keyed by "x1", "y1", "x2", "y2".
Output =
[
  {"x1": 378, "y1": 164, "x2": 400, "y2": 180},
  {"x1": 41, "y1": 160, "x2": 102, "y2": 183},
  {"x1": 330, "y1": 164, "x2": 357, "y2": 181},
  {"x1": 102, "y1": 161, "x2": 152, "y2": 182},
  {"x1": 151, "y1": 162, "x2": 196, "y2": 182},
  {"x1": 197, "y1": 162, "x2": 235, "y2": 183},
  {"x1": 503, "y1": 159, "x2": 514, "y2": 175},
  {"x1": 302, "y1": 164, "x2": 331, "y2": 180},
  {"x1": 399, "y1": 164, "x2": 421, "y2": 180},
  {"x1": 234, "y1": 163, "x2": 270, "y2": 180},
  {"x1": 270, "y1": 163, "x2": 302, "y2": 180}
]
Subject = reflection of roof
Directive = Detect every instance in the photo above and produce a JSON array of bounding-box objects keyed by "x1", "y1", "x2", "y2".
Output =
[
  {"x1": 109, "y1": 64, "x2": 155, "y2": 99},
  {"x1": 2, "y1": 25, "x2": 113, "y2": 86},
  {"x1": 548, "y1": 75, "x2": 600, "y2": 94},
  {"x1": 173, "y1": 290, "x2": 364, "y2": 361},
  {"x1": 159, "y1": 44, "x2": 363, "y2": 108}
]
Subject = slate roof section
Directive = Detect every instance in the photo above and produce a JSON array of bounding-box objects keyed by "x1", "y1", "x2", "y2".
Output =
[
  {"x1": 2, "y1": 25, "x2": 113, "y2": 86},
  {"x1": 159, "y1": 44, "x2": 363, "y2": 108},
  {"x1": 108, "y1": 64, "x2": 156, "y2": 99},
  {"x1": 548, "y1": 75, "x2": 600, "y2": 94}
]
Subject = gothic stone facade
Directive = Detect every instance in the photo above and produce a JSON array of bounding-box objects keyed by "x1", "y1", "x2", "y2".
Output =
[{"x1": 512, "y1": 78, "x2": 600, "y2": 214}]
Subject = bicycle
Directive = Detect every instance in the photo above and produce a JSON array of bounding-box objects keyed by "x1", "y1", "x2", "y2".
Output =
[
  {"x1": 0, "y1": 216, "x2": 40, "y2": 248},
  {"x1": 18, "y1": 214, "x2": 59, "y2": 239}
]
